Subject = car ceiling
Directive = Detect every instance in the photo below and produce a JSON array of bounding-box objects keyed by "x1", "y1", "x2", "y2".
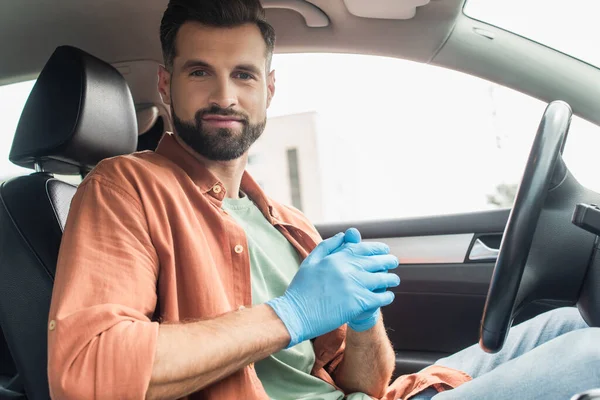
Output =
[
  {"x1": 2, "y1": 0, "x2": 600, "y2": 126},
  {"x1": 0, "y1": 0, "x2": 462, "y2": 84}
]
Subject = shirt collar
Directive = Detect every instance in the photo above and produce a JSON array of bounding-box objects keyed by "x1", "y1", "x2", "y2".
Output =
[{"x1": 155, "y1": 132, "x2": 279, "y2": 221}]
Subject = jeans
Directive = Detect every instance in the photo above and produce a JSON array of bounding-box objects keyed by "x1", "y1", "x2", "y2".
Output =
[{"x1": 411, "y1": 307, "x2": 599, "y2": 400}]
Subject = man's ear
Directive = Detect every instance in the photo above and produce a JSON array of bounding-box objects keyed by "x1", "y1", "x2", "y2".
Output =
[
  {"x1": 266, "y1": 69, "x2": 276, "y2": 109},
  {"x1": 158, "y1": 65, "x2": 172, "y2": 105}
]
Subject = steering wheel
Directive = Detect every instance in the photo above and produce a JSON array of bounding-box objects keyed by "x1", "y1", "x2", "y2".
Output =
[{"x1": 479, "y1": 101, "x2": 573, "y2": 353}]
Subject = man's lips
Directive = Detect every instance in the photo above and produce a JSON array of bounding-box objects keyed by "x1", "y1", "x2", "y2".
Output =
[
  {"x1": 202, "y1": 115, "x2": 243, "y2": 121},
  {"x1": 202, "y1": 115, "x2": 245, "y2": 128}
]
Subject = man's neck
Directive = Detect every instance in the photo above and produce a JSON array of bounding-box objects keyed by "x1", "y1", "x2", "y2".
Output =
[
  {"x1": 203, "y1": 157, "x2": 247, "y2": 199},
  {"x1": 173, "y1": 134, "x2": 247, "y2": 199}
]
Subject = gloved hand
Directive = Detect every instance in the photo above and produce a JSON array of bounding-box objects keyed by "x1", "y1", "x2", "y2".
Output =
[
  {"x1": 267, "y1": 229, "x2": 400, "y2": 348},
  {"x1": 340, "y1": 228, "x2": 399, "y2": 332}
]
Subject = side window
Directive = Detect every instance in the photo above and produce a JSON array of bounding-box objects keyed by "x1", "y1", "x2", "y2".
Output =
[
  {"x1": 0, "y1": 80, "x2": 35, "y2": 183},
  {"x1": 249, "y1": 53, "x2": 600, "y2": 224}
]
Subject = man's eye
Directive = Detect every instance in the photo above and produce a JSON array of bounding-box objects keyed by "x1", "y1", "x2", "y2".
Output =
[
  {"x1": 190, "y1": 70, "x2": 208, "y2": 77},
  {"x1": 236, "y1": 72, "x2": 254, "y2": 80}
]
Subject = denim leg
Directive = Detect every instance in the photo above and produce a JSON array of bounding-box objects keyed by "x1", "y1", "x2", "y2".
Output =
[
  {"x1": 409, "y1": 307, "x2": 589, "y2": 400},
  {"x1": 410, "y1": 388, "x2": 439, "y2": 400},
  {"x1": 435, "y1": 307, "x2": 589, "y2": 379},
  {"x1": 432, "y1": 327, "x2": 600, "y2": 399}
]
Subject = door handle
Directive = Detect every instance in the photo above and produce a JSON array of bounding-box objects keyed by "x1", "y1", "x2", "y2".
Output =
[{"x1": 469, "y1": 238, "x2": 500, "y2": 261}]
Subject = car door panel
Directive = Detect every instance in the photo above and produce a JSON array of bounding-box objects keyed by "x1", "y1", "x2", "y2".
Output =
[{"x1": 316, "y1": 209, "x2": 571, "y2": 376}]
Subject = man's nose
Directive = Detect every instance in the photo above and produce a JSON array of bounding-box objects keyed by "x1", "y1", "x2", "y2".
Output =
[{"x1": 208, "y1": 77, "x2": 238, "y2": 109}]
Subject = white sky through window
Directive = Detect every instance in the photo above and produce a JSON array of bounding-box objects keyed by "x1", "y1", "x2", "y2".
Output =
[
  {"x1": 1, "y1": 52, "x2": 599, "y2": 221},
  {"x1": 465, "y1": 0, "x2": 600, "y2": 69}
]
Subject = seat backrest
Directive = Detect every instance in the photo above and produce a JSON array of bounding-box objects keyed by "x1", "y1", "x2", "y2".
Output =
[
  {"x1": 137, "y1": 105, "x2": 165, "y2": 152},
  {"x1": 0, "y1": 176, "x2": 75, "y2": 399},
  {"x1": 0, "y1": 45, "x2": 138, "y2": 399}
]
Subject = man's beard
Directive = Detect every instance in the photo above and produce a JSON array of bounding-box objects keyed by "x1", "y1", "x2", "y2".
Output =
[{"x1": 172, "y1": 104, "x2": 266, "y2": 161}]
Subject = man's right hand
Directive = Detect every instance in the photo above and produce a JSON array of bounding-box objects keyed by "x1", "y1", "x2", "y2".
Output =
[{"x1": 266, "y1": 230, "x2": 400, "y2": 348}]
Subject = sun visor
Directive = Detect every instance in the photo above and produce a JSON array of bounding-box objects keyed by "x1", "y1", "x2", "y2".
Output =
[
  {"x1": 262, "y1": 0, "x2": 329, "y2": 27},
  {"x1": 343, "y1": 0, "x2": 431, "y2": 19}
]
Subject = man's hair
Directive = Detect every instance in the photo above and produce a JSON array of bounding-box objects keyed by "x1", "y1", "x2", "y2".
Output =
[{"x1": 160, "y1": 0, "x2": 276, "y2": 71}]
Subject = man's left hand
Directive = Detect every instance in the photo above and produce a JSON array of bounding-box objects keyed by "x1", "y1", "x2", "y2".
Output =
[{"x1": 335, "y1": 228, "x2": 400, "y2": 332}]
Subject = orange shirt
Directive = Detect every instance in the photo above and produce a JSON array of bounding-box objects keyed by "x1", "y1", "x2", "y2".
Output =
[{"x1": 48, "y1": 132, "x2": 471, "y2": 399}]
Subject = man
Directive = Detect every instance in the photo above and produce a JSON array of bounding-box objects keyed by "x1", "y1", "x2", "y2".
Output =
[{"x1": 47, "y1": 1, "x2": 599, "y2": 399}]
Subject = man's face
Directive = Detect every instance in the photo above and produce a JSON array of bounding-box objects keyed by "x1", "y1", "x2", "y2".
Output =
[{"x1": 158, "y1": 22, "x2": 275, "y2": 161}]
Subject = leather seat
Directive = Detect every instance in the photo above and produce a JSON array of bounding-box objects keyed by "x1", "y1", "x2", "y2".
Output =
[
  {"x1": 137, "y1": 107, "x2": 165, "y2": 152},
  {"x1": 0, "y1": 45, "x2": 138, "y2": 399}
]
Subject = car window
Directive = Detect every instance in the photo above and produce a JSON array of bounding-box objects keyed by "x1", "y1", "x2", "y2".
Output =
[
  {"x1": 464, "y1": 0, "x2": 600, "y2": 69},
  {"x1": 0, "y1": 80, "x2": 81, "y2": 185},
  {"x1": 248, "y1": 53, "x2": 600, "y2": 224},
  {"x1": 2, "y1": 55, "x2": 598, "y2": 223},
  {"x1": 0, "y1": 80, "x2": 35, "y2": 182}
]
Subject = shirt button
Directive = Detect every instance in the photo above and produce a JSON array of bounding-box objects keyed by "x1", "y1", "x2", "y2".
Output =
[
  {"x1": 234, "y1": 244, "x2": 244, "y2": 254},
  {"x1": 48, "y1": 320, "x2": 56, "y2": 331},
  {"x1": 212, "y1": 185, "x2": 222, "y2": 194},
  {"x1": 238, "y1": 305, "x2": 246, "y2": 311}
]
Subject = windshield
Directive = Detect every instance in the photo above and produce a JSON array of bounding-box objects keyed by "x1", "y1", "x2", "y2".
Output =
[{"x1": 464, "y1": 0, "x2": 600, "y2": 69}]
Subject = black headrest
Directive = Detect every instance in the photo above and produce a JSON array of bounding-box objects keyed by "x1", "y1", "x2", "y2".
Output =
[{"x1": 9, "y1": 46, "x2": 138, "y2": 175}]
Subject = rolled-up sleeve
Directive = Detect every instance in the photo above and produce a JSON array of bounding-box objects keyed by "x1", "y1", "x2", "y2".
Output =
[{"x1": 48, "y1": 175, "x2": 160, "y2": 399}]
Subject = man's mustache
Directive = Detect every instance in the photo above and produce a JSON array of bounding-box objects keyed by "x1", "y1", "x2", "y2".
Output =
[{"x1": 195, "y1": 106, "x2": 249, "y2": 124}]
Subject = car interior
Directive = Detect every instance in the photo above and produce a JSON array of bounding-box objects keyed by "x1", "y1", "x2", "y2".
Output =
[{"x1": 1, "y1": 0, "x2": 600, "y2": 399}]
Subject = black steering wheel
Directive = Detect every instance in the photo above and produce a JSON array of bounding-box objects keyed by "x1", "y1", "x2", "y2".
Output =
[{"x1": 479, "y1": 101, "x2": 573, "y2": 353}]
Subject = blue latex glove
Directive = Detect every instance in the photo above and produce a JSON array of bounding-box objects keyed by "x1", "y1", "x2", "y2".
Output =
[
  {"x1": 340, "y1": 228, "x2": 399, "y2": 332},
  {"x1": 267, "y1": 230, "x2": 400, "y2": 348}
]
